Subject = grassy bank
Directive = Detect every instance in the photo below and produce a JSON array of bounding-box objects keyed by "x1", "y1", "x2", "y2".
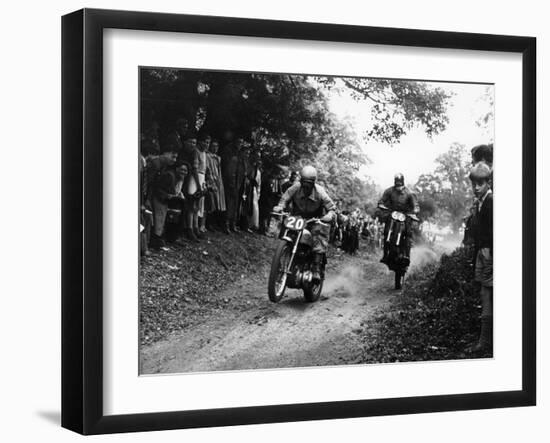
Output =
[
  {"x1": 139, "y1": 231, "x2": 274, "y2": 346},
  {"x1": 359, "y1": 247, "x2": 488, "y2": 363}
]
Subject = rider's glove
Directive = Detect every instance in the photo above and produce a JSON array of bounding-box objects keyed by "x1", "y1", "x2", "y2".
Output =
[{"x1": 273, "y1": 205, "x2": 283, "y2": 213}]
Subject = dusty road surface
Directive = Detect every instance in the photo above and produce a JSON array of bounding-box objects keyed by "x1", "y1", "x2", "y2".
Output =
[{"x1": 140, "y1": 250, "x2": 399, "y2": 374}]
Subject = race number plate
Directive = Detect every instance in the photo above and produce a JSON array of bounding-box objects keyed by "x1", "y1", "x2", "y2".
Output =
[{"x1": 284, "y1": 215, "x2": 305, "y2": 231}]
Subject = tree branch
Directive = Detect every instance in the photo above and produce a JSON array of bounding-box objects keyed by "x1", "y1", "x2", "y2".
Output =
[{"x1": 341, "y1": 79, "x2": 392, "y2": 105}]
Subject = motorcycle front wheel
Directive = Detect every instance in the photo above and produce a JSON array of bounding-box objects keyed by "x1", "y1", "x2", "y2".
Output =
[
  {"x1": 304, "y1": 256, "x2": 325, "y2": 303},
  {"x1": 268, "y1": 241, "x2": 292, "y2": 303},
  {"x1": 303, "y1": 279, "x2": 323, "y2": 303}
]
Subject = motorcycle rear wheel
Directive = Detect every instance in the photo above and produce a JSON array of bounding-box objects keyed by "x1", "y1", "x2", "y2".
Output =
[{"x1": 268, "y1": 241, "x2": 292, "y2": 303}]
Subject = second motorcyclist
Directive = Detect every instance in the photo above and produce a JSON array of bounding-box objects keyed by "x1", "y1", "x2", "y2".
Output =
[
  {"x1": 273, "y1": 165, "x2": 336, "y2": 282},
  {"x1": 378, "y1": 172, "x2": 420, "y2": 264}
]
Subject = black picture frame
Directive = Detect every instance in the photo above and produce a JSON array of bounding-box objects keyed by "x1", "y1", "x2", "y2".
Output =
[{"x1": 62, "y1": 8, "x2": 536, "y2": 435}]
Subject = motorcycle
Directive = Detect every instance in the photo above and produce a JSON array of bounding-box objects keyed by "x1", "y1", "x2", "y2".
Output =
[
  {"x1": 267, "y1": 212, "x2": 327, "y2": 303},
  {"x1": 379, "y1": 204, "x2": 419, "y2": 289}
]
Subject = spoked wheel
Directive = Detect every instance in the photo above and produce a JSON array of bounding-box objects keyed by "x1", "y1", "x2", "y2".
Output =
[
  {"x1": 268, "y1": 241, "x2": 292, "y2": 302},
  {"x1": 394, "y1": 271, "x2": 405, "y2": 290},
  {"x1": 303, "y1": 257, "x2": 325, "y2": 303}
]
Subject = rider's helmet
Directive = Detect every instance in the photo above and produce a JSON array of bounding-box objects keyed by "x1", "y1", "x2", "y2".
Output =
[
  {"x1": 394, "y1": 173, "x2": 405, "y2": 187},
  {"x1": 300, "y1": 165, "x2": 317, "y2": 183},
  {"x1": 469, "y1": 162, "x2": 492, "y2": 182}
]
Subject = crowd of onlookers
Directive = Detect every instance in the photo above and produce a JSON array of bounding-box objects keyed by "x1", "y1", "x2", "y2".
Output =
[
  {"x1": 331, "y1": 210, "x2": 384, "y2": 255},
  {"x1": 139, "y1": 115, "x2": 388, "y2": 257},
  {"x1": 140, "y1": 117, "x2": 304, "y2": 255}
]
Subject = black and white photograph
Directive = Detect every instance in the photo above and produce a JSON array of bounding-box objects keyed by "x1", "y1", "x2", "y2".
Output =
[
  {"x1": 138, "y1": 67, "x2": 494, "y2": 375},
  {"x1": 0, "y1": 0, "x2": 546, "y2": 439}
]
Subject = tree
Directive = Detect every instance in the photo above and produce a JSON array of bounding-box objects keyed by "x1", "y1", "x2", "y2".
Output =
[
  {"x1": 475, "y1": 85, "x2": 495, "y2": 142},
  {"x1": 414, "y1": 143, "x2": 472, "y2": 232},
  {"x1": 140, "y1": 69, "x2": 451, "y2": 213},
  {"x1": 318, "y1": 77, "x2": 452, "y2": 145}
]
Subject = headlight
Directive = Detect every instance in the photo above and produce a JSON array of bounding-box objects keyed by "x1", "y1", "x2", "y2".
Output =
[{"x1": 392, "y1": 211, "x2": 406, "y2": 222}]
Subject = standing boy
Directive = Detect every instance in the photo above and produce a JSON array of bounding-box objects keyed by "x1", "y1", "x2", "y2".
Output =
[{"x1": 468, "y1": 161, "x2": 493, "y2": 354}]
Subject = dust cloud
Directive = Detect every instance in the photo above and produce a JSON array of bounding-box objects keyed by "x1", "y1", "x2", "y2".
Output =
[
  {"x1": 323, "y1": 265, "x2": 364, "y2": 295},
  {"x1": 409, "y1": 246, "x2": 439, "y2": 271},
  {"x1": 322, "y1": 238, "x2": 462, "y2": 294},
  {"x1": 410, "y1": 238, "x2": 462, "y2": 271}
]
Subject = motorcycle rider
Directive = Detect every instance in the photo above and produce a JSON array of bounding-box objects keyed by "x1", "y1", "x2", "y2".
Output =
[
  {"x1": 378, "y1": 173, "x2": 419, "y2": 264},
  {"x1": 273, "y1": 165, "x2": 336, "y2": 282}
]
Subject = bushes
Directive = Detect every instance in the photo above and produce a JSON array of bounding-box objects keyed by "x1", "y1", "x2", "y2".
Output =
[{"x1": 360, "y1": 247, "x2": 482, "y2": 363}]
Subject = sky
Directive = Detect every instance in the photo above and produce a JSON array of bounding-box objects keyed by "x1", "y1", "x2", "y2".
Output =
[{"x1": 327, "y1": 80, "x2": 494, "y2": 189}]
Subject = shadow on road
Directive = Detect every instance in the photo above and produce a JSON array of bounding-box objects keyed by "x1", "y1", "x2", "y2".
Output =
[{"x1": 279, "y1": 295, "x2": 311, "y2": 311}]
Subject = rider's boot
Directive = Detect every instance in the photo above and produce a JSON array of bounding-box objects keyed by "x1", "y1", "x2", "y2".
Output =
[{"x1": 311, "y1": 253, "x2": 324, "y2": 283}]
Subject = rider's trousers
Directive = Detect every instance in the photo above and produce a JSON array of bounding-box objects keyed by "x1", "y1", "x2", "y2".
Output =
[{"x1": 310, "y1": 221, "x2": 331, "y2": 254}]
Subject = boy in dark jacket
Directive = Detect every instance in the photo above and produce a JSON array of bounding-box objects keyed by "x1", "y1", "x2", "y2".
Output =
[{"x1": 468, "y1": 162, "x2": 493, "y2": 354}]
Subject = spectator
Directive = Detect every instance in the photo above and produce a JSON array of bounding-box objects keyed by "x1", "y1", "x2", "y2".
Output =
[
  {"x1": 164, "y1": 163, "x2": 189, "y2": 243},
  {"x1": 164, "y1": 116, "x2": 189, "y2": 156},
  {"x1": 464, "y1": 143, "x2": 493, "y2": 258},
  {"x1": 467, "y1": 162, "x2": 493, "y2": 354},
  {"x1": 259, "y1": 168, "x2": 283, "y2": 235},
  {"x1": 247, "y1": 152, "x2": 262, "y2": 232},
  {"x1": 180, "y1": 132, "x2": 202, "y2": 242},
  {"x1": 471, "y1": 143, "x2": 493, "y2": 167},
  {"x1": 205, "y1": 139, "x2": 228, "y2": 232},
  {"x1": 221, "y1": 136, "x2": 247, "y2": 232},
  {"x1": 147, "y1": 147, "x2": 179, "y2": 248},
  {"x1": 282, "y1": 171, "x2": 298, "y2": 193},
  {"x1": 196, "y1": 133, "x2": 210, "y2": 235},
  {"x1": 139, "y1": 152, "x2": 152, "y2": 256},
  {"x1": 237, "y1": 142, "x2": 251, "y2": 231}
]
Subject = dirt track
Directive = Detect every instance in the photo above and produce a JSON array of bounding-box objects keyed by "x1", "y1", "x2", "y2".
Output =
[{"x1": 140, "y1": 248, "x2": 398, "y2": 374}]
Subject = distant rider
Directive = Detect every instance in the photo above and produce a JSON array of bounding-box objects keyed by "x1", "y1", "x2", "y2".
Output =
[
  {"x1": 378, "y1": 173, "x2": 419, "y2": 264},
  {"x1": 273, "y1": 166, "x2": 336, "y2": 282}
]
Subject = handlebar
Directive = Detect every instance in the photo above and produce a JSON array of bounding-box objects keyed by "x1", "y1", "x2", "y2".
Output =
[
  {"x1": 270, "y1": 211, "x2": 289, "y2": 216},
  {"x1": 377, "y1": 206, "x2": 419, "y2": 222},
  {"x1": 270, "y1": 212, "x2": 328, "y2": 226}
]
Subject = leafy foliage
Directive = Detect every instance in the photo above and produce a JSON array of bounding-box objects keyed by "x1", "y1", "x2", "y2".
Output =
[
  {"x1": 141, "y1": 69, "x2": 451, "y2": 209},
  {"x1": 414, "y1": 143, "x2": 473, "y2": 231},
  {"x1": 322, "y1": 77, "x2": 452, "y2": 144}
]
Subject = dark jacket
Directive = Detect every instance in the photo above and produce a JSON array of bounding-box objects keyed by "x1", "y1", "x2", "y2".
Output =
[
  {"x1": 472, "y1": 191, "x2": 493, "y2": 251},
  {"x1": 378, "y1": 186, "x2": 419, "y2": 214},
  {"x1": 153, "y1": 169, "x2": 178, "y2": 203}
]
